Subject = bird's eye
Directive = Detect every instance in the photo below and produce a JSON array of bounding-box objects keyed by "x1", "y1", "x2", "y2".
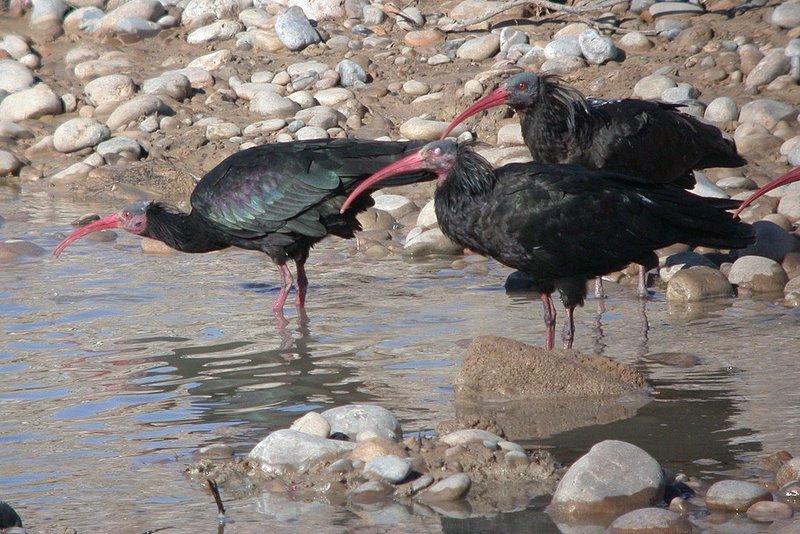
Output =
[
  {"x1": 433, "y1": 147, "x2": 441, "y2": 156},
  {"x1": 517, "y1": 82, "x2": 528, "y2": 91},
  {"x1": 123, "y1": 211, "x2": 130, "y2": 217}
]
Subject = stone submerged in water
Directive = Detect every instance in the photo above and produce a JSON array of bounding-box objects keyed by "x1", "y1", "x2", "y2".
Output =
[
  {"x1": 320, "y1": 404, "x2": 402, "y2": 441},
  {"x1": 606, "y1": 507, "x2": 695, "y2": 533},
  {"x1": 665, "y1": 266, "x2": 733, "y2": 302},
  {"x1": 705, "y1": 480, "x2": 773, "y2": 512}
]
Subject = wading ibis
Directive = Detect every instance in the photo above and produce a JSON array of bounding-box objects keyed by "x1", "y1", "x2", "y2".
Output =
[
  {"x1": 54, "y1": 139, "x2": 435, "y2": 320},
  {"x1": 442, "y1": 72, "x2": 747, "y2": 296},
  {"x1": 341, "y1": 140, "x2": 754, "y2": 350}
]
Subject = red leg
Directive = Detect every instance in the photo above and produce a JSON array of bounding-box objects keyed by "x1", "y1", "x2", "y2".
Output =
[
  {"x1": 540, "y1": 292, "x2": 557, "y2": 350},
  {"x1": 637, "y1": 265, "x2": 649, "y2": 298},
  {"x1": 295, "y1": 259, "x2": 308, "y2": 309},
  {"x1": 594, "y1": 276, "x2": 604, "y2": 299},
  {"x1": 562, "y1": 306, "x2": 575, "y2": 350},
  {"x1": 273, "y1": 264, "x2": 294, "y2": 316}
]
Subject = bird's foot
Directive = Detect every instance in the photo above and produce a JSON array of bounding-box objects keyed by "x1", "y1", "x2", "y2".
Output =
[{"x1": 273, "y1": 309, "x2": 289, "y2": 329}]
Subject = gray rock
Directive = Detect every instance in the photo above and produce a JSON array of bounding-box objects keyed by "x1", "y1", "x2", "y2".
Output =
[
  {"x1": 618, "y1": 31, "x2": 652, "y2": 52},
  {"x1": 441, "y1": 429, "x2": 503, "y2": 446},
  {"x1": 286, "y1": 90, "x2": 317, "y2": 108},
  {"x1": 63, "y1": 6, "x2": 105, "y2": 34},
  {"x1": 0, "y1": 151, "x2": 21, "y2": 175},
  {"x1": 771, "y1": 2, "x2": 800, "y2": 29},
  {"x1": 289, "y1": 0, "x2": 345, "y2": 21},
  {"x1": 549, "y1": 440, "x2": 665, "y2": 519},
  {"x1": 500, "y1": 27, "x2": 528, "y2": 54},
  {"x1": 336, "y1": 59, "x2": 367, "y2": 87},
  {"x1": 0, "y1": 60, "x2": 34, "y2": 93},
  {"x1": 747, "y1": 500, "x2": 794, "y2": 522},
  {"x1": 84, "y1": 74, "x2": 137, "y2": 106},
  {"x1": 187, "y1": 19, "x2": 243, "y2": 44},
  {"x1": 249, "y1": 428, "x2": 355, "y2": 473},
  {"x1": 275, "y1": 6, "x2": 320, "y2": 51},
  {"x1": 661, "y1": 83, "x2": 700, "y2": 104},
  {"x1": 288, "y1": 61, "x2": 329, "y2": 79},
  {"x1": 746, "y1": 50, "x2": 790, "y2": 88},
  {"x1": 188, "y1": 49, "x2": 233, "y2": 71},
  {"x1": 778, "y1": 184, "x2": 800, "y2": 220},
  {"x1": 30, "y1": 0, "x2": 69, "y2": 27},
  {"x1": 206, "y1": 121, "x2": 241, "y2": 140},
  {"x1": 163, "y1": 68, "x2": 213, "y2": 89},
  {"x1": 649, "y1": 1, "x2": 703, "y2": 16},
  {"x1": 728, "y1": 256, "x2": 789, "y2": 292},
  {"x1": 53, "y1": 118, "x2": 111, "y2": 153},
  {"x1": 181, "y1": 0, "x2": 239, "y2": 28},
  {"x1": 400, "y1": 117, "x2": 466, "y2": 140},
  {"x1": 290, "y1": 411, "x2": 331, "y2": 437},
  {"x1": 320, "y1": 404, "x2": 402, "y2": 440},
  {"x1": 739, "y1": 99, "x2": 797, "y2": 130},
  {"x1": 106, "y1": 95, "x2": 170, "y2": 131},
  {"x1": 706, "y1": 480, "x2": 773, "y2": 512},
  {"x1": 734, "y1": 122, "x2": 782, "y2": 155},
  {"x1": 295, "y1": 125, "x2": 329, "y2": 139},
  {"x1": 373, "y1": 194, "x2": 417, "y2": 218},
  {"x1": 0, "y1": 84, "x2": 61, "y2": 121},
  {"x1": 243, "y1": 118, "x2": 286, "y2": 135},
  {"x1": 96, "y1": 136, "x2": 142, "y2": 161},
  {"x1": 232, "y1": 82, "x2": 284, "y2": 100},
  {"x1": 630, "y1": 0, "x2": 655, "y2": 13},
  {"x1": 456, "y1": 34, "x2": 500, "y2": 61},
  {"x1": 363, "y1": 455, "x2": 412, "y2": 484},
  {"x1": 249, "y1": 91, "x2": 301, "y2": 118},
  {"x1": 0, "y1": 35, "x2": 30, "y2": 59},
  {"x1": 294, "y1": 106, "x2": 340, "y2": 129},
  {"x1": 142, "y1": 73, "x2": 192, "y2": 101},
  {"x1": 578, "y1": 29, "x2": 617, "y2": 64},
  {"x1": 98, "y1": 0, "x2": 164, "y2": 31},
  {"x1": 496, "y1": 123, "x2": 524, "y2": 145},
  {"x1": 666, "y1": 266, "x2": 733, "y2": 301},
  {"x1": 705, "y1": 96, "x2": 738, "y2": 122},
  {"x1": 655, "y1": 17, "x2": 690, "y2": 39},
  {"x1": 541, "y1": 56, "x2": 586, "y2": 75},
  {"x1": 363, "y1": 4, "x2": 385, "y2": 24},
  {"x1": 427, "y1": 54, "x2": 452, "y2": 65},
  {"x1": 74, "y1": 55, "x2": 133, "y2": 81},
  {"x1": 733, "y1": 221, "x2": 796, "y2": 262},
  {"x1": 313, "y1": 87, "x2": 353, "y2": 107},
  {"x1": 786, "y1": 38, "x2": 800, "y2": 58},
  {"x1": 417, "y1": 473, "x2": 471, "y2": 502},
  {"x1": 114, "y1": 17, "x2": 162, "y2": 39},
  {"x1": 402, "y1": 80, "x2": 430, "y2": 96},
  {"x1": 416, "y1": 199, "x2": 438, "y2": 228},
  {"x1": 608, "y1": 508, "x2": 695, "y2": 532},
  {"x1": 545, "y1": 35, "x2": 582, "y2": 59},
  {"x1": 403, "y1": 228, "x2": 463, "y2": 257},
  {"x1": 633, "y1": 74, "x2": 677, "y2": 99},
  {"x1": 348, "y1": 480, "x2": 394, "y2": 504},
  {"x1": 660, "y1": 251, "x2": 719, "y2": 282},
  {"x1": 0, "y1": 121, "x2": 33, "y2": 139}
]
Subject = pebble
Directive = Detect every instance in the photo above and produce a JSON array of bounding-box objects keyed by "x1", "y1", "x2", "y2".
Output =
[
  {"x1": 295, "y1": 107, "x2": 340, "y2": 129},
  {"x1": 456, "y1": 34, "x2": 500, "y2": 61},
  {"x1": 0, "y1": 84, "x2": 62, "y2": 121},
  {"x1": 666, "y1": 266, "x2": 733, "y2": 301},
  {"x1": 320, "y1": 404, "x2": 401, "y2": 441},
  {"x1": 499, "y1": 27, "x2": 527, "y2": 54},
  {"x1": 286, "y1": 91, "x2": 316, "y2": 108},
  {"x1": 249, "y1": 428, "x2": 355, "y2": 473},
  {"x1": 417, "y1": 473, "x2": 471, "y2": 502},
  {"x1": 607, "y1": 507, "x2": 695, "y2": 533},
  {"x1": 771, "y1": 2, "x2": 800, "y2": 29},
  {"x1": 578, "y1": 28, "x2": 617, "y2": 64},
  {"x1": 618, "y1": 31, "x2": 652, "y2": 52},
  {"x1": 142, "y1": 73, "x2": 192, "y2": 101},
  {"x1": 661, "y1": 83, "x2": 700, "y2": 104},
  {"x1": 363, "y1": 455, "x2": 412, "y2": 484},
  {"x1": 206, "y1": 122, "x2": 241, "y2": 140},
  {"x1": 704, "y1": 96, "x2": 738, "y2": 122},
  {"x1": 275, "y1": 6, "x2": 320, "y2": 52},
  {"x1": 403, "y1": 228, "x2": 463, "y2": 257},
  {"x1": 541, "y1": 56, "x2": 587, "y2": 75},
  {"x1": 249, "y1": 91, "x2": 301, "y2": 118},
  {"x1": 351, "y1": 437, "x2": 407, "y2": 463},
  {"x1": 400, "y1": 117, "x2": 467, "y2": 140},
  {"x1": 549, "y1": 440, "x2": 665, "y2": 519},
  {"x1": 84, "y1": 74, "x2": 137, "y2": 106},
  {"x1": 0, "y1": 60, "x2": 34, "y2": 93},
  {"x1": 53, "y1": 118, "x2": 110, "y2": 153},
  {"x1": 739, "y1": 99, "x2": 797, "y2": 130},
  {"x1": 348, "y1": 480, "x2": 394, "y2": 504},
  {"x1": 336, "y1": 59, "x2": 367, "y2": 87},
  {"x1": 0, "y1": 239, "x2": 46, "y2": 261},
  {"x1": 416, "y1": 199, "x2": 437, "y2": 228},
  {"x1": 74, "y1": 55, "x2": 133, "y2": 81},
  {"x1": 187, "y1": 49, "x2": 232, "y2": 71},
  {"x1": 187, "y1": 20, "x2": 243, "y2": 44},
  {"x1": 291, "y1": 0, "x2": 345, "y2": 21},
  {"x1": 440, "y1": 429, "x2": 504, "y2": 446},
  {"x1": 633, "y1": 74, "x2": 677, "y2": 99},
  {"x1": 776, "y1": 457, "x2": 800, "y2": 486},
  {"x1": 706, "y1": 480, "x2": 773, "y2": 512},
  {"x1": 96, "y1": 136, "x2": 141, "y2": 161},
  {"x1": 295, "y1": 125, "x2": 329, "y2": 139},
  {"x1": 746, "y1": 50, "x2": 790, "y2": 88},
  {"x1": 405, "y1": 29, "x2": 444, "y2": 48},
  {"x1": 402, "y1": 80, "x2": 430, "y2": 96},
  {"x1": 313, "y1": 87, "x2": 353, "y2": 107},
  {"x1": 106, "y1": 94, "x2": 169, "y2": 131},
  {"x1": 0, "y1": 35, "x2": 30, "y2": 59},
  {"x1": 746, "y1": 500, "x2": 794, "y2": 522},
  {"x1": 545, "y1": 35, "x2": 582, "y2": 59},
  {"x1": 290, "y1": 411, "x2": 331, "y2": 437},
  {"x1": 181, "y1": 0, "x2": 239, "y2": 28},
  {"x1": 0, "y1": 151, "x2": 21, "y2": 175},
  {"x1": 373, "y1": 194, "x2": 417, "y2": 218},
  {"x1": 496, "y1": 123, "x2": 523, "y2": 145},
  {"x1": 728, "y1": 256, "x2": 789, "y2": 292}
]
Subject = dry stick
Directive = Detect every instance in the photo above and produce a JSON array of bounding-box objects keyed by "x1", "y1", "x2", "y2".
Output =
[
  {"x1": 207, "y1": 479, "x2": 226, "y2": 517},
  {"x1": 448, "y1": 0, "x2": 657, "y2": 35}
]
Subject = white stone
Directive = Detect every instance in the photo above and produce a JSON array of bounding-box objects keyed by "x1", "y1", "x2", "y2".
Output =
[{"x1": 53, "y1": 118, "x2": 111, "y2": 153}]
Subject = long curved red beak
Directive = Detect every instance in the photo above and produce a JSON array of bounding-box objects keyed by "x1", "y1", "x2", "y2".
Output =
[
  {"x1": 440, "y1": 85, "x2": 511, "y2": 140},
  {"x1": 53, "y1": 213, "x2": 122, "y2": 257},
  {"x1": 340, "y1": 151, "x2": 427, "y2": 214},
  {"x1": 733, "y1": 166, "x2": 800, "y2": 218}
]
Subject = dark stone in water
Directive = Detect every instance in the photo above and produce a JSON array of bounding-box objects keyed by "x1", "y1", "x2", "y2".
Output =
[{"x1": 643, "y1": 352, "x2": 700, "y2": 367}]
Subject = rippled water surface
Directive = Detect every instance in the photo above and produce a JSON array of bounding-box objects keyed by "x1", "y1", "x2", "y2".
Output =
[{"x1": 2, "y1": 185, "x2": 800, "y2": 532}]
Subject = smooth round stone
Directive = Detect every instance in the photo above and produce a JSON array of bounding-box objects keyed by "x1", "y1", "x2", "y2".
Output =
[
  {"x1": 578, "y1": 28, "x2": 617, "y2": 64},
  {"x1": 497, "y1": 123, "x2": 523, "y2": 145},
  {"x1": 428, "y1": 54, "x2": 452, "y2": 66},
  {"x1": 320, "y1": 404, "x2": 401, "y2": 441},
  {"x1": 706, "y1": 480, "x2": 772, "y2": 512},
  {"x1": 187, "y1": 19, "x2": 243, "y2": 44},
  {"x1": 294, "y1": 106, "x2": 340, "y2": 129},
  {"x1": 734, "y1": 123, "x2": 782, "y2": 155},
  {"x1": 99, "y1": 0, "x2": 164, "y2": 30},
  {"x1": 618, "y1": 31, "x2": 652, "y2": 52},
  {"x1": 667, "y1": 266, "x2": 733, "y2": 302},
  {"x1": 106, "y1": 95, "x2": 169, "y2": 130},
  {"x1": 0, "y1": 239, "x2": 46, "y2": 260},
  {"x1": 705, "y1": 96, "x2": 738, "y2": 122},
  {"x1": 549, "y1": 440, "x2": 665, "y2": 519},
  {"x1": 456, "y1": 34, "x2": 500, "y2": 61},
  {"x1": 728, "y1": 256, "x2": 789, "y2": 292},
  {"x1": 206, "y1": 122, "x2": 241, "y2": 140},
  {"x1": 84, "y1": 75, "x2": 138, "y2": 108},
  {"x1": 363, "y1": 455, "x2": 412, "y2": 484},
  {"x1": 96, "y1": 136, "x2": 141, "y2": 161},
  {"x1": 187, "y1": 50, "x2": 232, "y2": 72},
  {"x1": 545, "y1": 35, "x2": 582, "y2": 59},
  {"x1": 607, "y1": 507, "x2": 695, "y2": 533},
  {"x1": 771, "y1": 2, "x2": 800, "y2": 28},
  {"x1": 250, "y1": 91, "x2": 301, "y2": 118},
  {"x1": 747, "y1": 500, "x2": 793, "y2": 522},
  {"x1": 348, "y1": 480, "x2": 394, "y2": 504},
  {"x1": 399, "y1": 117, "x2": 466, "y2": 140},
  {"x1": 404, "y1": 28, "x2": 444, "y2": 47},
  {"x1": 416, "y1": 199, "x2": 437, "y2": 228},
  {"x1": 0, "y1": 84, "x2": 62, "y2": 121},
  {"x1": 0, "y1": 59, "x2": 33, "y2": 93},
  {"x1": 275, "y1": 6, "x2": 320, "y2": 51},
  {"x1": 249, "y1": 429, "x2": 355, "y2": 473},
  {"x1": 441, "y1": 429, "x2": 503, "y2": 446},
  {"x1": 463, "y1": 79, "x2": 483, "y2": 98},
  {"x1": 181, "y1": 0, "x2": 238, "y2": 28},
  {"x1": 633, "y1": 74, "x2": 677, "y2": 99},
  {"x1": 351, "y1": 437, "x2": 407, "y2": 463},
  {"x1": 417, "y1": 473, "x2": 471, "y2": 502},
  {"x1": 403, "y1": 228, "x2": 463, "y2": 257},
  {"x1": 776, "y1": 457, "x2": 800, "y2": 487},
  {"x1": 335, "y1": 59, "x2": 367, "y2": 87},
  {"x1": 0, "y1": 35, "x2": 30, "y2": 59},
  {"x1": 739, "y1": 99, "x2": 797, "y2": 130},
  {"x1": 287, "y1": 61, "x2": 329, "y2": 77},
  {"x1": 242, "y1": 119, "x2": 285, "y2": 135},
  {"x1": 142, "y1": 73, "x2": 191, "y2": 100},
  {"x1": 746, "y1": 51, "x2": 790, "y2": 88},
  {"x1": 295, "y1": 126, "x2": 329, "y2": 140},
  {"x1": 402, "y1": 80, "x2": 430, "y2": 96},
  {"x1": 53, "y1": 118, "x2": 110, "y2": 153},
  {"x1": 63, "y1": 6, "x2": 103, "y2": 33},
  {"x1": 290, "y1": 411, "x2": 330, "y2": 437},
  {"x1": 541, "y1": 56, "x2": 587, "y2": 75},
  {"x1": 661, "y1": 84, "x2": 700, "y2": 104},
  {"x1": 115, "y1": 17, "x2": 162, "y2": 39},
  {"x1": 313, "y1": 87, "x2": 353, "y2": 107},
  {"x1": 74, "y1": 55, "x2": 133, "y2": 81},
  {"x1": 0, "y1": 151, "x2": 21, "y2": 175},
  {"x1": 198, "y1": 443, "x2": 234, "y2": 459},
  {"x1": 733, "y1": 220, "x2": 796, "y2": 262},
  {"x1": 232, "y1": 82, "x2": 284, "y2": 100},
  {"x1": 372, "y1": 194, "x2": 416, "y2": 218}
]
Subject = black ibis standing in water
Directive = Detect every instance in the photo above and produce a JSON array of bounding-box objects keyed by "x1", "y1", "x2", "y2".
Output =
[
  {"x1": 0, "y1": 501, "x2": 22, "y2": 529},
  {"x1": 340, "y1": 140, "x2": 754, "y2": 350},
  {"x1": 442, "y1": 71, "x2": 747, "y2": 296},
  {"x1": 54, "y1": 139, "x2": 435, "y2": 320}
]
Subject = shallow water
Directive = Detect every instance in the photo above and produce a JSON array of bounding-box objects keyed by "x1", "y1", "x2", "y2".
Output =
[{"x1": 2, "y1": 184, "x2": 800, "y2": 532}]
